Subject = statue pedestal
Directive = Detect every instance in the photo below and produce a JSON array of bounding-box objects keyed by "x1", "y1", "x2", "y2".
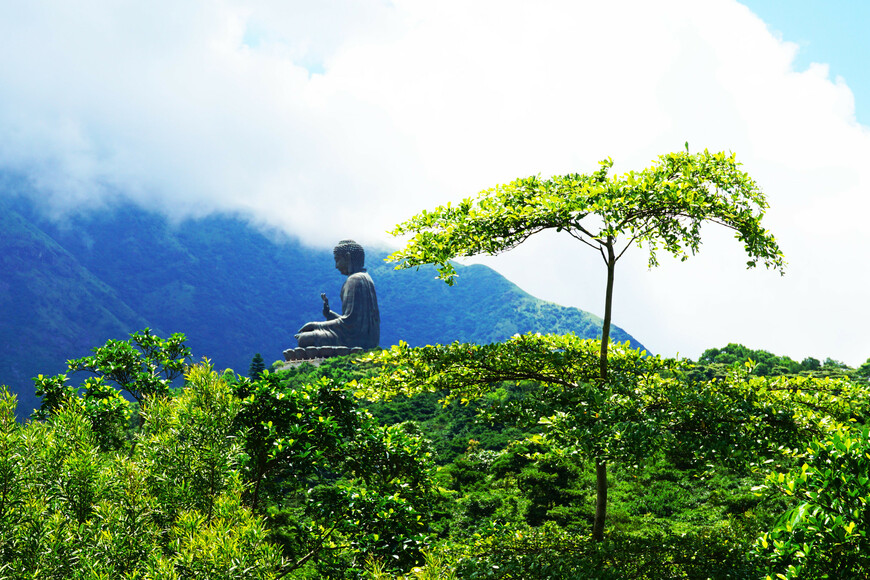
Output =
[{"x1": 279, "y1": 345, "x2": 365, "y2": 368}]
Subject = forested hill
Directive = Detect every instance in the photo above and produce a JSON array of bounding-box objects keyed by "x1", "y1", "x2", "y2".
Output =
[{"x1": 0, "y1": 192, "x2": 643, "y2": 416}]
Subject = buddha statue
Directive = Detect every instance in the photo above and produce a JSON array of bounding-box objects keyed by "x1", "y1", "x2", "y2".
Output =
[{"x1": 294, "y1": 240, "x2": 380, "y2": 350}]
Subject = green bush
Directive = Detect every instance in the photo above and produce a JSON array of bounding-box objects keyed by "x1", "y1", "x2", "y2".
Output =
[
  {"x1": 756, "y1": 427, "x2": 870, "y2": 579},
  {"x1": 0, "y1": 366, "x2": 283, "y2": 579}
]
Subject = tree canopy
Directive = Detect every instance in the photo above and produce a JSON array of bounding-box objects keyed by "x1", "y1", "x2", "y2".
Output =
[{"x1": 388, "y1": 148, "x2": 784, "y2": 284}]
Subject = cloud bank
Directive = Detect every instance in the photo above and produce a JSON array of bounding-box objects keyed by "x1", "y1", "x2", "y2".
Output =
[{"x1": 1, "y1": 0, "x2": 868, "y2": 364}]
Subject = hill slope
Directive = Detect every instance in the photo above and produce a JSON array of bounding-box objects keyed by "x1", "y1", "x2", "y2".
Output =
[{"x1": 0, "y1": 194, "x2": 643, "y2": 415}]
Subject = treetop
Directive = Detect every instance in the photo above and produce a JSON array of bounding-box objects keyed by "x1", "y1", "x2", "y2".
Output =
[{"x1": 388, "y1": 148, "x2": 785, "y2": 284}]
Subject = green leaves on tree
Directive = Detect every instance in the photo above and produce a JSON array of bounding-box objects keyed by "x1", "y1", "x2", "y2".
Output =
[
  {"x1": 66, "y1": 328, "x2": 191, "y2": 404},
  {"x1": 388, "y1": 149, "x2": 784, "y2": 285}
]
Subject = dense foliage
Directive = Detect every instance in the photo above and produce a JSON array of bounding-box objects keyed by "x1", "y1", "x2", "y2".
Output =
[
  {"x1": 229, "y1": 365, "x2": 436, "y2": 576},
  {"x1": 3, "y1": 334, "x2": 442, "y2": 579},
  {"x1": 4, "y1": 329, "x2": 870, "y2": 578},
  {"x1": 386, "y1": 147, "x2": 785, "y2": 540},
  {"x1": 755, "y1": 427, "x2": 870, "y2": 578},
  {"x1": 0, "y1": 364, "x2": 283, "y2": 579},
  {"x1": 693, "y1": 343, "x2": 859, "y2": 381},
  {"x1": 358, "y1": 335, "x2": 870, "y2": 575}
]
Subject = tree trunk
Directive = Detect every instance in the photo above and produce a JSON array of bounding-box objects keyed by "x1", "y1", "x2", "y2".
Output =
[
  {"x1": 593, "y1": 460, "x2": 607, "y2": 541},
  {"x1": 599, "y1": 239, "x2": 615, "y2": 381},
  {"x1": 592, "y1": 240, "x2": 616, "y2": 542}
]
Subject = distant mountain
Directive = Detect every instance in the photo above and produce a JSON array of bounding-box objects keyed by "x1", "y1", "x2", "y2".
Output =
[{"x1": 0, "y1": 191, "x2": 644, "y2": 417}]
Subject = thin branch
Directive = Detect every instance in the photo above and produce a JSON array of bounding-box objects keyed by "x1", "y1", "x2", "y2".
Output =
[
  {"x1": 437, "y1": 368, "x2": 583, "y2": 392},
  {"x1": 573, "y1": 222, "x2": 602, "y2": 241},
  {"x1": 614, "y1": 238, "x2": 636, "y2": 262},
  {"x1": 616, "y1": 206, "x2": 743, "y2": 233},
  {"x1": 278, "y1": 520, "x2": 341, "y2": 577},
  {"x1": 566, "y1": 230, "x2": 603, "y2": 252}
]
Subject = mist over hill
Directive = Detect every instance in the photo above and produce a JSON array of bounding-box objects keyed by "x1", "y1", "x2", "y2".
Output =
[{"x1": 0, "y1": 187, "x2": 643, "y2": 416}]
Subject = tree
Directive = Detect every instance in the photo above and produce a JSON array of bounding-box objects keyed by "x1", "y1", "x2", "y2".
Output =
[
  {"x1": 384, "y1": 148, "x2": 784, "y2": 540},
  {"x1": 35, "y1": 329, "x2": 191, "y2": 431},
  {"x1": 32, "y1": 373, "x2": 130, "y2": 451},
  {"x1": 801, "y1": 357, "x2": 822, "y2": 372},
  {"x1": 66, "y1": 328, "x2": 191, "y2": 404},
  {"x1": 249, "y1": 352, "x2": 266, "y2": 380},
  {"x1": 12, "y1": 333, "x2": 437, "y2": 578}
]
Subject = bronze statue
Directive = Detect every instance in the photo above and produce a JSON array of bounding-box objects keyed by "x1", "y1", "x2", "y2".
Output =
[{"x1": 294, "y1": 240, "x2": 380, "y2": 350}]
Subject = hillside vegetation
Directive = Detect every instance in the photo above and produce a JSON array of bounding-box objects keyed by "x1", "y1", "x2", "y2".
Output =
[{"x1": 2, "y1": 330, "x2": 870, "y2": 578}]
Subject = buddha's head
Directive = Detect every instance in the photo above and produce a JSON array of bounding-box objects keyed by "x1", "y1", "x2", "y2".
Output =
[{"x1": 333, "y1": 239, "x2": 365, "y2": 275}]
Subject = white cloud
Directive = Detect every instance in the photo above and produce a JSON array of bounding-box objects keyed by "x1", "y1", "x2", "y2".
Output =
[{"x1": 0, "y1": 0, "x2": 868, "y2": 364}]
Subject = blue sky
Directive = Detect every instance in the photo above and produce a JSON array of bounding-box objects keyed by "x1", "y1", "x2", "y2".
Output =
[
  {"x1": 0, "y1": 0, "x2": 867, "y2": 365},
  {"x1": 743, "y1": 0, "x2": 870, "y2": 123}
]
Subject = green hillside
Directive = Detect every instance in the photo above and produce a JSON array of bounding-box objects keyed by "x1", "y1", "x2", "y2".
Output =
[
  {"x1": 0, "y1": 193, "x2": 642, "y2": 416},
  {"x1": 0, "y1": 203, "x2": 151, "y2": 414}
]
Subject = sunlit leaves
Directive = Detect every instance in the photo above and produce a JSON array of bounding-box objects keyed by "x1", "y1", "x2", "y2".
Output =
[
  {"x1": 358, "y1": 335, "x2": 870, "y2": 474},
  {"x1": 388, "y1": 149, "x2": 784, "y2": 284},
  {"x1": 357, "y1": 334, "x2": 656, "y2": 401},
  {"x1": 66, "y1": 328, "x2": 192, "y2": 404},
  {"x1": 755, "y1": 427, "x2": 870, "y2": 579},
  {"x1": 0, "y1": 365, "x2": 283, "y2": 578}
]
